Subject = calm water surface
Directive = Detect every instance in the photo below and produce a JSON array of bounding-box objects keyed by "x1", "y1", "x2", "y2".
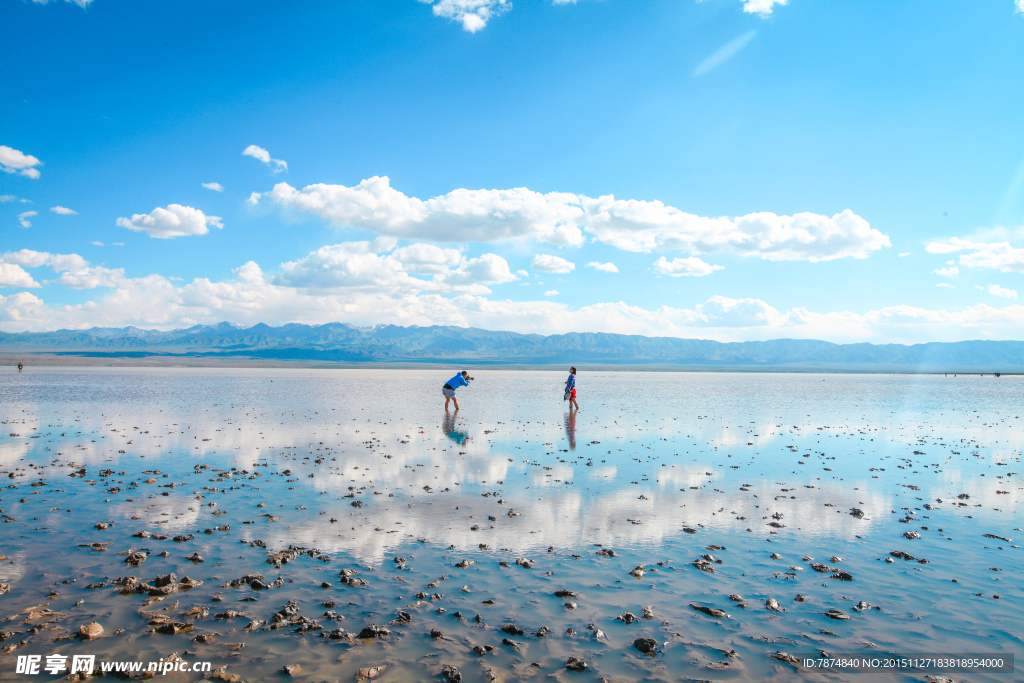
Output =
[{"x1": 0, "y1": 368, "x2": 1020, "y2": 682}]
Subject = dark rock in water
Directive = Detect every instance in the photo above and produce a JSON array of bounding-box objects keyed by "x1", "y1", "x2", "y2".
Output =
[
  {"x1": 983, "y1": 534, "x2": 1012, "y2": 543},
  {"x1": 359, "y1": 624, "x2": 390, "y2": 639},
  {"x1": 765, "y1": 598, "x2": 785, "y2": 612},
  {"x1": 852, "y1": 601, "x2": 872, "y2": 612},
  {"x1": 125, "y1": 551, "x2": 147, "y2": 568},
  {"x1": 472, "y1": 645, "x2": 494, "y2": 656},
  {"x1": 903, "y1": 530, "x2": 921, "y2": 540},
  {"x1": 850, "y1": 508, "x2": 865, "y2": 518},
  {"x1": 831, "y1": 571, "x2": 854, "y2": 582},
  {"x1": 771, "y1": 651, "x2": 800, "y2": 666},
  {"x1": 690, "y1": 604, "x2": 729, "y2": 618},
  {"x1": 565, "y1": 657, "x2": 588, "y2": 672},
  {"x1": 392, "y1": 611, "x2": 412, "y2": 625},
  {"x1": 501, "y1": 623, "x2": 526, "y2": 636},
  {"x1": 617, "y1": 612, "x2": 639, "y2": 624},
  {"x1": 155, "y1": 573, "x2": 178, "y2": 588},
  {"x1": 682, "y1": 527, "x2": 698, "y2": 534},
  {"x1": 535, "y1": 626, "x2": 550, "y2": 637},
  {"x1": 430, "y1": 628, "x2": 444, "y2": 639},
  {"x1": 825, "y1": 609, "x2": 849, "y2": 620},
  {"x1": 595, "y1": 548, "x2": 616, "y2": 557},
  {"x1": 442, "y1": 664, "x2": 462, "y2": 682},
  {"x1": 634, "y1": 637, "x2": 658, "y2": 654},
  {"x1": 728, "y1": 594, "x2": 744, "y2": 602},
  {"x1": 501, "y1": 638, "x2": 518, "y2": 650},
  {"x1": 186, "y1": 553, "x2": 204, "y2": 563},
  {"x1": 794, "y1": 595, "x2": 806, "y2": 602},
  {"x1": 173, "y1": 534, "x2": 195, "y2": 543},
  {"x1": 889, "y1": 551, "x2": 915, "y2": 561},
  {"x1": 281, "y1": 665, "x2": 302, "y2": 676},
  {"x1": 154, "y1": 621, "x2": 193, "y2": 635},
  {"x1": 554, "y1": 590, "x2": 579, "y2": 599},
  {"x1": 811, "y1": 563, "x2": 836, "y2": 574}
]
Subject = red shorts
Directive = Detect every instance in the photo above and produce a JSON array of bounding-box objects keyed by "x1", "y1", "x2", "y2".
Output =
[{"x1": 570, "y1": 388, "x2": 577, "y2": 399}]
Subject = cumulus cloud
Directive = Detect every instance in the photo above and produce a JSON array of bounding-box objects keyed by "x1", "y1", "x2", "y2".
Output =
[
  {"x1": 899, "y1": 252, "x2": 911, "y2": 257},
  {"x1": 391, "y1": 243, "x2": 462, "y2": 274},
  {"x1": 432, "y1": 253, "x2": 517, "y2": 292},
  {"x1": 257, "y1": 177, "x2": 585, "y2": 246},
  {"x1": 0, "y1": 263, "x2": 41, "y2": 288},
  {"x1": 255, "y1": 176, "x2": 887, "y2": 261},
  {"x1": 984, "y1": 284, "x2": 1018, "y2": 299},
  {"x1": 242, "y1": 145, "x2": 287, "y2": 173},
  {"x1": 419, "y1": 0, "x2": 509, "y2": 32},
  {"x1": 272, "y1": 241, "x2": 419, "y2": 292},
  {"x1": 0, "y1": 145, "x2": 42, "y2": 179},
  {"x1": 932, "y1": 266, "x2": 958, "y2": 278},
  {"x1": 742, "y1": 0, "x2": 788, "y2": 16},
  {"x1": 1, "y1": 249, "x2": 123, "y2": 290},
  {"x1": 586, "y1": 261, "x2": 618, "y2": 273},
  {"x1": 116, "y1": 204, "x2": 223, "y2": 239},
  {"x1": 531, "y1": 254, "x2": 575, "y2": 274},
  {"x1": 927, "y1": 237, "x2": 1024, "y2": 273},
  {"x1": 50, "y1": 206, "x2": 77, "y2": 215},
  {"x1": 201, "y1": 182, "x2": 224, "y2": 192},
  {"x1": 654, "y1": 256, "x2": 723, "y2": 277},
  {"x1": 544, "y1": 290, "x2": 559, "y2": 296},
  {"x1": 1, "y1": 195, "x2": 16, "y2": 202},
  {"x1": 17, "y1": 211, "x2": 37, "y2": 228},
  {"x1": 1017, "y1": 0, "x2": 1024, "y2": 14}
]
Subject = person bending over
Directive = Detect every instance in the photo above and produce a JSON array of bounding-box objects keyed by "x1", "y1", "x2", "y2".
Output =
[{"x1": 442, "y1": 370, "x2": 473, "y2": 411}]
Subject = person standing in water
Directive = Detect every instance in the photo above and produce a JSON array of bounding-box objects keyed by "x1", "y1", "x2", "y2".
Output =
[
  {"x1": 18, "y1": 362, "x2": 23, "y2": 372},
  {"x1": 564, "y1": 366, "x2": 579, "y2": 411},
  {"x1": 442, "y1": 370, "x2": 473, "y2": 411}
]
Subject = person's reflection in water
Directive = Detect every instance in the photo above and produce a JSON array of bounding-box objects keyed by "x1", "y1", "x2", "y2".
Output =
[
  {"x1": 443, "y1": 411, "x2": 470, "y2": 447},
  {"x1": 564, "y1": 409, "x2": 576, "y2": 451}
]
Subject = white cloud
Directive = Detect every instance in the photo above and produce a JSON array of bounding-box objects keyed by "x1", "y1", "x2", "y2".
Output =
[
  {"x1": 932, "y1": 266, "x2": 958, "y2": 278},
  {"x1": 1017, "y1": 0, "x2": 1024, "y2": 14},
  {"x1": 17, "y1": 211, "x2": 37, "y2": 228},
  {"x1": 0, "y1": 145, "x2": 42, "y2": 179},
  {"x1": 692, "y1": 30, "x2": 756, "y2": 78},
  {"x1": 2, "y1": 249, "x2": 89, "y2": 272},
  {"x1": 0, "y1": 263, "x2": 41, "y2": 289},
  {"x1": 30, "y1": 0, "x2": 94, "y2": 7},
  {"x1": 242, "y1": 145, "x2": 287, "y2": 173},
  {"x1": 586, "y1": 261, "x2": 618, "y2": 273},
  {"x1": 116, "y1": 204, "x2": 223, "y2": 239},
  {"x1": 742, "y1": 0, "x2": 788, "y2": 16},
  {"x1": 531, "y1": 254, "x2": 575, "y2": 274},
  {"x1": 899, "y1": 252, "x2": 911, "y2": 257},
  {"x1": 256, "y1": 177, "x2": 886, "y2": 261},
  {"x1": 50, "y1": 206, "x2": 77, "y2": 215},
  {"x1": 91, "y1": 241, "x2": 104, "y2": 246},
  {"x1": 419, "y1": 0, "x2": 509, "y2": 32},
  {"x1": 201, "y1": 182, "x2": 224, "y2": 192},
  {"x1": 654, "y1": 256, "x2": 723, "y2": 277},
  {"x1": 0, "y1": 195, "x2": 15, "y2": 202},
  {"x1": 432, "y1": 253, "x2": 517, "y2": 292},
  {"x1": 544, "y1": 290, "x2": 559, "y2": 296},
  {"x1": 936, "y1": 283, "x2": 954, "y2": 288},
  {"x1": 1, "y1": 249, "x2": 123, "y2": 290},
  {"x1": 985, "y1": 283, "x2": 1018, "y2": 299},
  {"x1": 927, "y1": 236, "x2": 1024, "y2": 273},
  {"x1": 391, "y1": 243, "x2": 462, "y2": 274},
  {"x1": 258, "y1": 177, "x2": 586, "y2": 246}
]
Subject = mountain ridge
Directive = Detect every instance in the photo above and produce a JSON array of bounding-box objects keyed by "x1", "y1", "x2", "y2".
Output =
[{"x1": 2, "y1": 322, "x2": 1023, "y2": 371}]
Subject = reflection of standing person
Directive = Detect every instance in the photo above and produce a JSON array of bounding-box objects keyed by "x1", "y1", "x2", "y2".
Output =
[
  {"x1": 443, "y1": 411, "x2": 470, "y2": 446},
  {"x1": 564, "y1": 367, "x2": 579, "y2": 411},
  {"x1": 442, "y1": 370, "x2": 473, "y2": 412},
  {"x1": 564, "y1": 406, "x2": 576, "y2": 451},
  {"x1": 17, "y1": 362, "x2": 23, "y2": 372}
]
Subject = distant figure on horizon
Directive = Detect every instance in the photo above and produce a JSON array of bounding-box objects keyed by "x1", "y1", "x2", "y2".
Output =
[
  {"x1": 18, "y1": 362, "x2": 23, "y2": 372},
  {"x1": 442, "y1": 370, "x2": 473, "y2": 412},
  {"x1": 564, "y1": 366, "x2": 579, "y2": 411}
]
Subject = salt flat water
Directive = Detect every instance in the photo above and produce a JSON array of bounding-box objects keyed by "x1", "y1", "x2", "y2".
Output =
[{"x1": 0, "y1": 368, "x2": 1020, "y2": 682}]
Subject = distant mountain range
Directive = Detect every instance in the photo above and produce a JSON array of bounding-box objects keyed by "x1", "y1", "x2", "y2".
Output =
[{"x1": 2, "y1": 322, "x2": 1023, "y2": 371}]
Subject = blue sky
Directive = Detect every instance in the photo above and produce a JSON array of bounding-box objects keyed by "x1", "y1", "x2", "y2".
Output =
[{"x1": 2, "y1": 0, "x2": 1024, "y2": 343}]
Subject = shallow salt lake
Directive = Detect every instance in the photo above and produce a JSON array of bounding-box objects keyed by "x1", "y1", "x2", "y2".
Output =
[{"x1": 0, "y1": 368, "x2": 1020, "y2": 682}]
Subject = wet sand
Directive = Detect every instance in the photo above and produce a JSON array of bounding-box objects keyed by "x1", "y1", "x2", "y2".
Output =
[{"x1": 0, "y1": 368, "x2": 1020, "y2": 682}]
